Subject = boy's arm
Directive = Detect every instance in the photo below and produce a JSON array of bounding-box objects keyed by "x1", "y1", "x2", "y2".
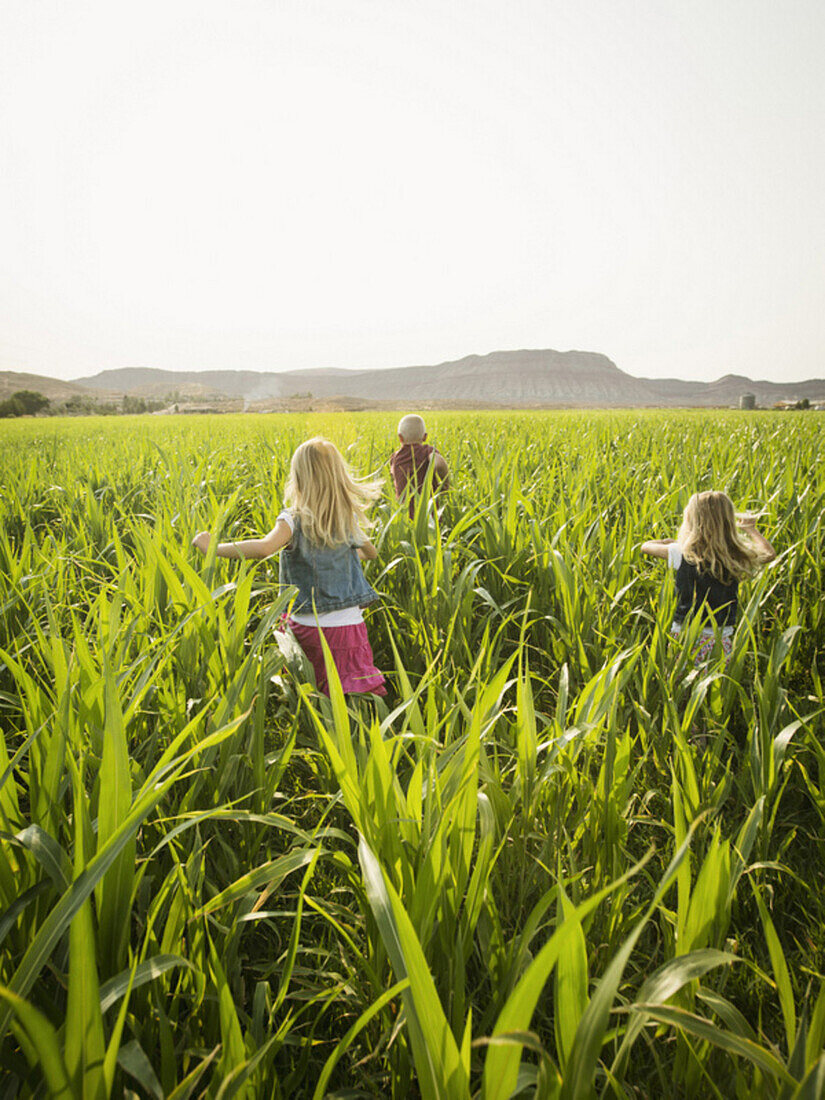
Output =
[
  {"x1": 640, "y1": 538, "x2": 676, "y2": 559},
  {"x1": 432, "y1": 451, "x2": 450, "y2": 490},
  {"x1": 192, "y1": 518, "x2": 292, "y2": 560}
]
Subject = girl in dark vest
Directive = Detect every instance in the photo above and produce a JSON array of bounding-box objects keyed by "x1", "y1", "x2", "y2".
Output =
[
  {"x1": 193, "y1": 437, "x2": 386, "y2": 695},
  {"x1": 641, "y1": 491, "x2": 776, "y2": 662}
]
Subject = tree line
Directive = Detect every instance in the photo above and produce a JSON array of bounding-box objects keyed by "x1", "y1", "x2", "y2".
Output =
[{"x1": 0, "y1": 390, "x2": 166, "y2": 417}]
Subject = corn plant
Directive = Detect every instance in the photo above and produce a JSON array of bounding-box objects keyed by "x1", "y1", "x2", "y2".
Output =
[{"x1": 0, "y1": 408, "x2": 823, "y2": 1096}]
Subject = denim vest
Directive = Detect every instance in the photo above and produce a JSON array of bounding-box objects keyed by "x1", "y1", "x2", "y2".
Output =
[{"x1": 279, "y1": 515, "x2": 380, "y2": 614}]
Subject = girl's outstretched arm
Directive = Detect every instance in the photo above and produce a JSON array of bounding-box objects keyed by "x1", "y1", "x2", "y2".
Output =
[
  {"x1": 192, "y1": 518, "x2": 292, "y2": 560},
  {"x1": 640, "y1": 537, "x2": 677, "y2": 559}
]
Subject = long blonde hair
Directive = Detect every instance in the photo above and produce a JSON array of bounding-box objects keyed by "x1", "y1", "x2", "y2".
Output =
[
  {"x1": 284, "y1": 437, "x2": 383, "y2": 546},
  {"x1": 678, "y1": 491, "x2": 760, "y2": 584}
]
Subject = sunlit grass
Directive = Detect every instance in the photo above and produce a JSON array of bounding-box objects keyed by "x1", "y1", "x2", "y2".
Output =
[{"x1": 1, "y1": 408, "x2": 823, "y2": 1096}]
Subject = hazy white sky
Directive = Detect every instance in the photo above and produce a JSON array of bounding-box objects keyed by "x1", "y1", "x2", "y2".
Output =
[{"x1": 1, "y1": 0, "x2": 823, "y2": 383}]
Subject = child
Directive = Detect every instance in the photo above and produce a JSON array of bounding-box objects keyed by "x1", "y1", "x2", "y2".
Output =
[
  {"x1": 641, "y1": 491, "x2": 776, "y2": 661},
  {"x1": 389, "y1": 414, "x2": 450, "y2": 515},
  {"x1": 193, "y1": 437, "x2": 386, "y2": 696}
]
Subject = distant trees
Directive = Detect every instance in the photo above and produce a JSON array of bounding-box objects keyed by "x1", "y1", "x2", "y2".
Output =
[
  {"x1": 122, "y1": 395, "x2": 164, "y2": 414},
  {"x1": 58, "y1": 394, "x2": 165, "y2": 415},
  {"x1": 62, "y1": 394, "x2": 117, "y2": 415},
  {"x1": 0, "y1": 388, "x2": 168, "y2": 418},
  {"x1": 0, "y1": 390, "x2": 50, "y2": 418},
  {"x1": 0, "y1": 396, "x2": 24, "y2": 418}
]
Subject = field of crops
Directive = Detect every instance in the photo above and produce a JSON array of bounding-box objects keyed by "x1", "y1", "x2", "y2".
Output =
[{"x1": 1, "y1": 409, "x2": 824, "y2": 1099}]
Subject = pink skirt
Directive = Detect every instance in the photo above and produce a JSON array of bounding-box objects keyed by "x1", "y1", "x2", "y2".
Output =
[
  {"x1": 670, "y1": 626, "x2": 734, "y2": 665},
  {"x1": 692, "y1": 633, "x2": 733, "y2": 664},
  {"x1": 288, "y1": 619, "x2": 387, "y2": 696}
]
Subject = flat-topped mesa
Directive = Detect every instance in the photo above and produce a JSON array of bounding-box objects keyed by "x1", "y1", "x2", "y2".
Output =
[{"x1": 68, "y1": 349, "x2": 655, "y2": 406}]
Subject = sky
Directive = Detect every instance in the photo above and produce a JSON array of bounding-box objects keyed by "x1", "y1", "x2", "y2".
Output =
[{"x1": 1, "y1": 0, "x2": 823, "y2": 384}]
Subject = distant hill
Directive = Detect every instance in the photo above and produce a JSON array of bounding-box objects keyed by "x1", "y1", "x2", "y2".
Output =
[
  {"x1": 638, "y1": 372, "x2": 825, "y2": 408},
  {"x1": 0, "y1": 371, "x2": 91, "y2": 401},
  {"x1": 72, "y1": 351, "x2": 657, "y2": 405},
  {"x1": 4, "y1": 351, "x2": 823, "y2": 409},
  {"x1": 74, "y1": 367, "x2": 269, "y2": 401}
]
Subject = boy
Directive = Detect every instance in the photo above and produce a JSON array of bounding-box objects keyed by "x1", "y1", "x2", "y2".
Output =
[{"x1": 389, "y1": 414, "x2": 450, "y2": 512}]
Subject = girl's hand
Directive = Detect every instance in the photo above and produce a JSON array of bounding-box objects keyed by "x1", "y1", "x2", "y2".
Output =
[
  {"x1": 357, "y1": 538, "x2": 378, "y2": 561},
  {"x1": 737, "y1": 514, "x2": 757, "y2": 530},
  {"x1": 192, "y1": 531, "x2": 211, "y2": 554},
  {"x1": 640, "y1": 538, "x2": 675, "y2": 558}
]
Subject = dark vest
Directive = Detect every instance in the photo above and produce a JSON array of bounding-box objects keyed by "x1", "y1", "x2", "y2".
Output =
[
  {"x1": 279, "y1": 515, "x2": 379, "y2": 614},
  {"x1": 674, "y1": 558, "x2": 738, "y2": 627}
]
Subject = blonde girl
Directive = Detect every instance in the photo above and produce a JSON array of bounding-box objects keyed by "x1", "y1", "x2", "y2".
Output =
[
  {"x1": 193, "y1": 437, "x2": 386, "y2": 695},
  {"x1": 641, "y1": 491, "x2": 776, "y2": 660}
]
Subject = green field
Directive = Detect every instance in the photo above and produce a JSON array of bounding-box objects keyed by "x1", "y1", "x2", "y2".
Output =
[{"x1": 1, "y1": 410, "x2": 824, "y2": 1098}]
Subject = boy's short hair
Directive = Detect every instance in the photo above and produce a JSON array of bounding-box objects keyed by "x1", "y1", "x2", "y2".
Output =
[{"x1": 397, "y1": 414, "x2": 426, "y2": 443}]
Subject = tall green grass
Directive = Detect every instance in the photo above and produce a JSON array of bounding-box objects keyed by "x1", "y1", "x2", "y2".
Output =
[{"x1": 1, "y1": 409, "x2": 824, "y2": 1096}]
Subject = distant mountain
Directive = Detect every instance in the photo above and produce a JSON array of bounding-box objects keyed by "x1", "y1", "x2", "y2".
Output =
[
  {"x1": 0, "y1": 371, "x2": 90, "y2": 401},
  {"x1": 73, "y1": 367, "x2": 266, "y2": 400},
  {"x1": 72, "y1": 351, "x2": 658, "y2": 405},
  {"x1": 4, "y1": 351, "x2": 823, "y2": 408}
]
